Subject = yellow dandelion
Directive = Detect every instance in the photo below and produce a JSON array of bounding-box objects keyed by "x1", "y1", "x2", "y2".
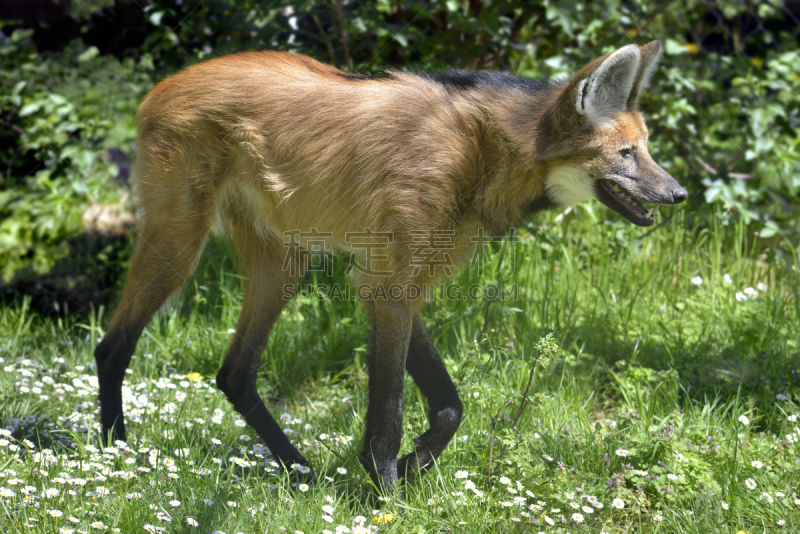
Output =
[
  {"x1": 684, "y1": 43, "x2": 699, "y2": 54},
  {"x1": 186, "y1": 372, "x2": 203, "y2": 382},
  {"x1": 372, "y1": 514, "x2": 396, "y2": 525}
]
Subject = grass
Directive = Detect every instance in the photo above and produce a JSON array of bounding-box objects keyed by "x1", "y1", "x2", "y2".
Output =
[{"x1": 0, "y1": 204, "x2": 799, "y2": 533}]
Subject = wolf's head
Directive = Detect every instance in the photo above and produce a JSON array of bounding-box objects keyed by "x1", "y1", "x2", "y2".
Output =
[{"x1": 539, "y1": 41, "x2": 687, "y2": 227}]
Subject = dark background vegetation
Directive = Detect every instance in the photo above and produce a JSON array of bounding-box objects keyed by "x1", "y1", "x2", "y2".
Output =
[{"x1": 1, "y1": 0, "x2": 798, "y2": 314}]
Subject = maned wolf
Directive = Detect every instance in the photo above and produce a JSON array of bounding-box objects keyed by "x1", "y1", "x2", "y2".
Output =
[{"x1": 94, "y1": 41, "x2": 687, "y2": 492}]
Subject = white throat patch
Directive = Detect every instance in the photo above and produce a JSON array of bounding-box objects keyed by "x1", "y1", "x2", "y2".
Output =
[{"x1": 545, "y1": 165, "x2": 596, "y2": 207}]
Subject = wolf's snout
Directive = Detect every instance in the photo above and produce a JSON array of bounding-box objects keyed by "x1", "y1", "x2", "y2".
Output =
[{"x1": 672, "y1": 187, "x2": 688, "y2": 204}]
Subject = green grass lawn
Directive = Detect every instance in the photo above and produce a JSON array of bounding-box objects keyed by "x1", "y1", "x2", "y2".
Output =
[{"x1": 1, "y1": 204, "x2": 798, "y2": 533}]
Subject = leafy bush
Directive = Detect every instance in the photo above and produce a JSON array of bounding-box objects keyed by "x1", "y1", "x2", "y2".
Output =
[{"x1": 0, "y1": 25, "x2": 149, "y2": 283}]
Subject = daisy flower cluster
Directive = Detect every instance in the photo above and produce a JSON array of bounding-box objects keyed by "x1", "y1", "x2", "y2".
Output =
[
  {"x1": 456, "y1": 403, "x2": 800, "y2": 531},
  {"x1": 1, "y1": 281, "x2": 798, "y2": 534},
  {"x1": 0, "y1": 353, "x2": 368, "y2": 533}
]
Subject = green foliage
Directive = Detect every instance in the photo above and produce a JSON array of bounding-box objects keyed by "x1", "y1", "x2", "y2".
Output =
[
  {"x1": 67, "y1": 0, "x2": 115, "y2": 20},
  {"x1": 0, "y1": 26, "x2": 150, "y2": 282}
]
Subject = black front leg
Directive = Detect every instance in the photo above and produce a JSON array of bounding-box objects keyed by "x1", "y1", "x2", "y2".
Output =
[
  {"x1": 398, "y1": 313, "x2": 463, "y2": 482},
  {"x1": 358, "y1": 299, "x2": 413, "y2": 493}
]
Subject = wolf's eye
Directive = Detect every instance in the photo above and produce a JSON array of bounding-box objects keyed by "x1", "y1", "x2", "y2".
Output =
[{"x1": 619, "y1": 148, "x2": 634, "y2": 159}]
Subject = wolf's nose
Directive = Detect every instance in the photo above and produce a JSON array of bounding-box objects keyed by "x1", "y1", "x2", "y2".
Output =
[{"x1": 672, "y1": 187, "x2": 688, "y2": 204}]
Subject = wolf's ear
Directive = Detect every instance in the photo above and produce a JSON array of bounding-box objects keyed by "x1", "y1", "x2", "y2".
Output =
[
  {"x1": 576, "y1": 44, "x2": 640, "y2": 125},
  {"x1": 627, "y1": 40, "x2": 662, "y2": 108}
]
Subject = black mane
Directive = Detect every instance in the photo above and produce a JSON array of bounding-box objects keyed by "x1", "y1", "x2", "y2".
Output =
[{"x1": 423, "y1": 69, "x2": 552, "y2": 95}]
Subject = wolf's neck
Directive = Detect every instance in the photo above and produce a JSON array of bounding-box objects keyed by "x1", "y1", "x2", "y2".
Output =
[{"x1": 469, "y1": 94, "x2": 558, "y2": 233}]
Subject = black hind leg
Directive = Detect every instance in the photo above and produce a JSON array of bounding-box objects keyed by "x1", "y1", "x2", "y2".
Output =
[
  {"x1": 96, "y1": 219, "x2": 209, "y2": 442},
  {"x1": 215, "y1": 227, "x2": 313, "y2": 478}
]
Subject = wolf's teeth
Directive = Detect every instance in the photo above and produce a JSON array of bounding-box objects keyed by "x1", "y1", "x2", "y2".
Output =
[{"x1": 645, "y1": 208, "x2": 654, "y2": 218}]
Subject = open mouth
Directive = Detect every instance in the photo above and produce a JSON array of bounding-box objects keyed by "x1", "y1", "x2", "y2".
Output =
[{"x1": 595, "y1": 179, "x2": 658, "y2": 227}]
